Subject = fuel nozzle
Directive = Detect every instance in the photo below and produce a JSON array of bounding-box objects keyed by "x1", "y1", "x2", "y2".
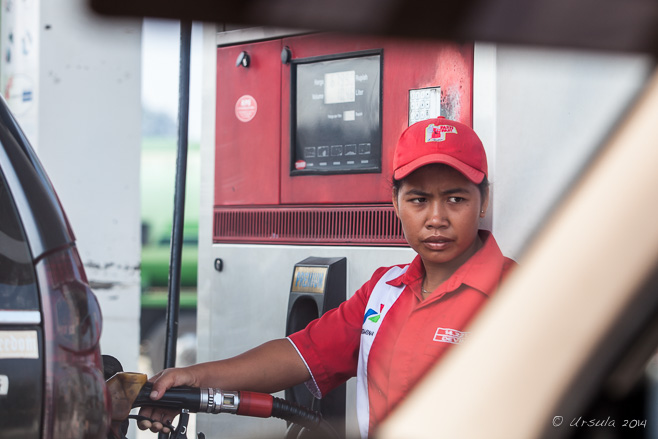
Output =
[
  {"x1": 131, "y1": 383, "x2": 248, "y2": 415},
  {"x1": 107, "y1": 372, "x2": 330, "y2": 434},
  {"x1": 138, "y1": 383, "x2": 322, "y2": 429}
]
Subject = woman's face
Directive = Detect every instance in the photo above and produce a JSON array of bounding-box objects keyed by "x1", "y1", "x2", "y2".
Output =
[{"x1": 393, "y1": 164, "x2": 488, "y2": 274}]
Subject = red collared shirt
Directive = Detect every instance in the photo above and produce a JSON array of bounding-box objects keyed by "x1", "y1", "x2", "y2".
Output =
[{"x1": 288, "y1": 231, "x2": 515, "y2": 436}]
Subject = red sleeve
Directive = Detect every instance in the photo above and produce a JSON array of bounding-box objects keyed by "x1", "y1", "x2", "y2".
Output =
[{"x1": 288, "y1": 266, "x2": 394, "y2": 398}]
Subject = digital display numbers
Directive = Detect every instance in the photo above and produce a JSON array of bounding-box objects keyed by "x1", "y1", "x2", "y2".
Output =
[{"x1": 324, "y1": 70, "x2": 356, "y2": 104}]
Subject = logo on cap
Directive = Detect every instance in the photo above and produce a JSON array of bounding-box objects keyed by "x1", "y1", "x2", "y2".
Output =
[{"x1": 425, "y1": 124, "x2": 458, "y2": 143}]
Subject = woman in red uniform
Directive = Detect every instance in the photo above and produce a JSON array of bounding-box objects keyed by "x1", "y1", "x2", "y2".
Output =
[{"x1": 138, "y1": 117, "x2": 515, "y2": 437}]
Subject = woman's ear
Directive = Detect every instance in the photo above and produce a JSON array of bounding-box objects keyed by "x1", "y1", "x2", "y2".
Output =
[
  {"x1": 392, "y1": 191, "x2": 401, "y2": 219},
  {"x1": 480, "y1": 185, "x2": 490, "y2": 218}
]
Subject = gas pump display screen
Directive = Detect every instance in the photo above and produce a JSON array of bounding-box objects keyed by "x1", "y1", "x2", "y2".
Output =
[{"x1": 291, "y1": 52, "x2": 382, "y2": 175}]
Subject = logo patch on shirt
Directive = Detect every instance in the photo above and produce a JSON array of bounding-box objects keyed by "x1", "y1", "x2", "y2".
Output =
[
  {"x1": 363, "y1": 304, "x2": 385, "y2": 324},
  {"x1": 433, "y1": 327, "x2": 469, "y2": 344},
  {"x1": 425, "y1": 124, "x2": 458, "y2": 142}
]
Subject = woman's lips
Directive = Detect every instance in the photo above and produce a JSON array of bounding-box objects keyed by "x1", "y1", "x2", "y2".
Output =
[{"x1": 422, "y1": 236, "x2": 454, "y2": 250}]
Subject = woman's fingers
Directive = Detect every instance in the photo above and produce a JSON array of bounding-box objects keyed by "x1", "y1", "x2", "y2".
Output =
[
  {"x1": 136, "y1": 407, "x2": 180, "y2": 432},
  {"x1": 149, "y1": 367, "x2": 196, "y2": 400},
  {"x1": 137, "y1": 406, "x2": 155, "y2": 430},
  {"x1": 149, "y1": 421, "x2": 171, "y2": 434},
  {"x1": 136, "y1": 367, "x2": 196, "y2": 432}
]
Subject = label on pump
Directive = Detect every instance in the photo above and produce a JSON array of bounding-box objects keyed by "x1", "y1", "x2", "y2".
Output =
[
  {"x1": 235, "y1": 95, "x2": 258, "y2": 122},
  {"x1": 409, "y1": 87, "x2": 441, "y2": 125},
  {"x1": 291, "y1": 266, "x2": 328, "y2": 293}
]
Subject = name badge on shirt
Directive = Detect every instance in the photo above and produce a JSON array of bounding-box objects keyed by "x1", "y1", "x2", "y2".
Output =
[{"x1": 433, "y1": 327, "x2": 469, "y2": 344}]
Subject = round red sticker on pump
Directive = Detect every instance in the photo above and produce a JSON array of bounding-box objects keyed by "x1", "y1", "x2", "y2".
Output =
[{"x1": 235, "y1": 95, "x2": 257, "y2": 122}]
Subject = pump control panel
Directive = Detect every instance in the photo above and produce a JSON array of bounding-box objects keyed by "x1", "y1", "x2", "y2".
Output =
[{"x1": 292, "y1": 52, "x2": 382, "y2": 175}]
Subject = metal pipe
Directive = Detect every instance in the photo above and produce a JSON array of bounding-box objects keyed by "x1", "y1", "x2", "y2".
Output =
[{"x1": 164, "y1": 20, "x2": 193, "y2": 371}]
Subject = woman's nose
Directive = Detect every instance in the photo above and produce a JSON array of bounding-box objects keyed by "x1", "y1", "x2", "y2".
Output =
[{"x1": 426, "y1": 202, "x2": 448, "y2": 228}]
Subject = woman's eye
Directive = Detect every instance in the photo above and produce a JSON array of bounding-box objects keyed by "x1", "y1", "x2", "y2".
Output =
[{"x1": 448, "y1": 196, "x2": 465, "y2": 203}]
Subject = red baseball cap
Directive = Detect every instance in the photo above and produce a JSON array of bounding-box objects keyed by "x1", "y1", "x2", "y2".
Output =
[{"x1": 393, "y1": 117, "x2": 487, "y2": 184}]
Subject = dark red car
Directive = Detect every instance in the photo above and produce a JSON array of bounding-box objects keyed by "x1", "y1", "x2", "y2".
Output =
[{"x1": 0, "y1": 95, "x2": 110, "y2": 439}]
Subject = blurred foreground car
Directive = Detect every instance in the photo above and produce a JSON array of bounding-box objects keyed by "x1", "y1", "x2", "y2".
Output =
[{"x1": 0, "y1": 95, "x2": 109, "y2": 439}]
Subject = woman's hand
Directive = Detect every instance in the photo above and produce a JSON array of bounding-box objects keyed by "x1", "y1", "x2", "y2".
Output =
[
  {"x1": 137, "y1": 367, "x2": 198, "y2": 433},
  {"x1": 135, "y1": 339, "x2": 310, "y2": 433}
]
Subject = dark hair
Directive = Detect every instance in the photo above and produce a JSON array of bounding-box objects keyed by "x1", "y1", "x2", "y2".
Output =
[{"x1": 392, "y1": 174, "x2": 490, "y2": 201}]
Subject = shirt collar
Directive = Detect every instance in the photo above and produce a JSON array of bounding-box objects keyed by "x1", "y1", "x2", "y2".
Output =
[{"x1": 387, "y1": 230, "x2": 506, "y2": 297}]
